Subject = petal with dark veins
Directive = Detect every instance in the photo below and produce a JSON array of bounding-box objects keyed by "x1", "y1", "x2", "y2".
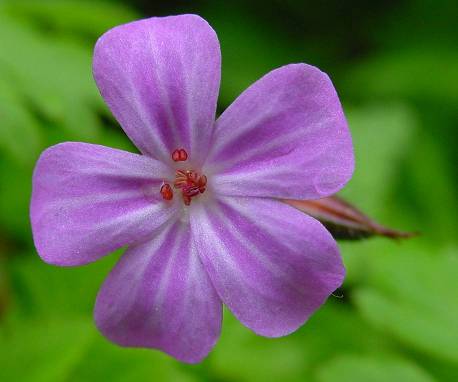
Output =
[
  {"x1": 190, "y1": 196, "x2": 345, "y2": 337},
  {"x1": 30, "y1": 142, "x2": 178, "y2": 266},
  {"x1": 93, "y1": 15, "x2": 221, "y2": 165},
  {"x1": 95, "y1": 221, "x2": 222, "y2": 363},
  {"x1": 207, "y1": 64, "x2": 353, "y2": 200}
]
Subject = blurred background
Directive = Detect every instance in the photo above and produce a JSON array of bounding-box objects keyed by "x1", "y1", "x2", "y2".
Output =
[{"x1": 0, "y1": 0, "x2": 457, "y2": 381}]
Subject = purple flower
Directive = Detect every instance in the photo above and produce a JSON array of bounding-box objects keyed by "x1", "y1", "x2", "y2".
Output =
[{"x1": 30, "y1": 15, "x2": 354, "y2": 363}]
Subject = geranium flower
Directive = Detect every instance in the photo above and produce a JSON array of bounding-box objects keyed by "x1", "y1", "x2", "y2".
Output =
[{"x1": 30, "y1": 15, "x2": 354, "y2": 363}]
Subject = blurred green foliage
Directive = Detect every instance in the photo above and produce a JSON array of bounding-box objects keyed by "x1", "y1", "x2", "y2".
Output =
[{"x1": 0, "y1": 0, "x2": 457, "y2": 381}]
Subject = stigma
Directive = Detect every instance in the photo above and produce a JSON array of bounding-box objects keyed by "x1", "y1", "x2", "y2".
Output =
[{"x1": 160, "y1": 149, "x2": 207, "y2": 206}]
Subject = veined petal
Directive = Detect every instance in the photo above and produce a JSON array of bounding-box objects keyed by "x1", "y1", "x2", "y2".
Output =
[
  {"x1": 207, "y1": 64, "x2": 354, "y2": 199},
  {"x1": 95, "y1": 221, "x2": 222, "y2": 363},
  {"x1": 190, "y1": 196, "x2": 344, "y2": 337},
  {"x1": 30, "y1": 142, "x2": 178, "y2": 266},
  {"x1": 93, "y1": 15, "x2": 221, "y2": 165}
]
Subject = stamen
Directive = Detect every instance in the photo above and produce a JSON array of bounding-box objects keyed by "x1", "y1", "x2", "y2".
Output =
[
  {"x1": 163, "y1": 150, "x2": 207, "y2": 205},
  {"x1": 197, "y1": 175, "x2": 207, "y2": 193},
  {"x1": 175, "y1": 171, "x2": 206, "y2": 205},
  {"x1": 182, "y1": 185, "x2": 200, "y2": 197},
  {"x1": 171, "y1": 148, "x2": 188, "y2": 162},
  {"x1": 160, "y1": 183, "x2": 173, "y2": 200}
]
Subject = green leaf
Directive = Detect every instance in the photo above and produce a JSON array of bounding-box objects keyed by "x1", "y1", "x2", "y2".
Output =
[
  {"x1": 202, "y1": 5, "x2": 297, "y2": 108},
  {"x1": 209, "y1": 302, "x2": 398, "y2": 382},
  {"x1": 2, "y1": 0, "x2": 138, "y2": 39},
  {"x1": 0, "y1": 318, "x2": 94, "y2": 382},
  {"x1": 400, "y1": 130, "x2": 457, "y2": 242},
  {"x1": 208, "y1": 308, "x2": 306, "y2": 382},
  {"x1": 68, "y1": 336, "x2": 199, "y2": 382},
  {"x1": 0, "y1": 158, "x2": 33, "y2": 238},
  {"x1": 344, "y1": 49, "x2": 458, "y2": 105},
  {"x1": 4, "y1": 252, "x2": 201, "y2": 382},
  {"x1": 0, "y1": 77, "x2": 41, "y2": 166},
  {"x1": 339, "y1": 103, "x2": 416, "y2": 219},
  {"x1": 293, "y1": 302, "x2": 395, "y2": 365},
  {"x1": 7, "y1": 251, "x2": 119, "y2": 319},
  {"x1": 0, "y1": 317, "x2": 198, "y2": 382},
  {"x1": 0, "y1": 14, "x2": 102, "y2": 141},
  {"x1": 354, "y1": 247, "x2": 458, "y2": 363},
  {"x1": 317, "y1": 355, "x2": 436, "y2": 382}
]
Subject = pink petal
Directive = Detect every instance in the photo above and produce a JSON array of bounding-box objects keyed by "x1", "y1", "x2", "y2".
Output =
[
  {"x1": 95, "y1": 221, "x2": 222, "y2": 363},
  {"x1": 190, "y1": 196, "x2": 344, "y2": 337},
  {"x1": 93, "y1": 15, "x2": 221, "y2": 165},
  {"x1": 207, "y1": 64, "x2": 354, "y2": 199},
  {"x1": 30, "y1": 142, "x2": 178, "y2": 266}
]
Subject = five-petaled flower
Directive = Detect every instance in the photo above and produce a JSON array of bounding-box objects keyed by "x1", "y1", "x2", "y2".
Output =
[{"x1": 30, "y1": 15, "x2": 354, "y2": 363}]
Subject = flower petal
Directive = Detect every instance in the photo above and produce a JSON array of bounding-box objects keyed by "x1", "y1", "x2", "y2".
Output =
[
  {"x1": 95, "y1": 221, "x2": 222, "y2": 363},
  {"x1": 93, "y1": 15, "x2": 221, "y2": 165},
  {"x1": 207, "y1": 64, "x2": 354, "y2": 199},
  {"x1": 31, "y1": 142, "x2": 178, "y2": 266},
  {"x1": 190, "y1": 196, "x2": 344, "y2": 337}
]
